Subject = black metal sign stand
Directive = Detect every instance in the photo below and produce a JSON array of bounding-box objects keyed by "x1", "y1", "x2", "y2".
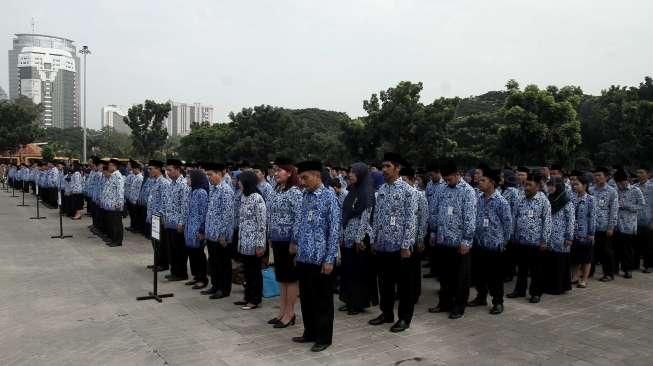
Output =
[
  {"x1": 10, "y1": 181, "x2": 18, "y2": 197},
  {"x1": 137, "y1": 216, "x2": 173, "y2": 302},
  {"x1": 17, "y1": 182, "x2": 30, "y2": 207},
  {"x1": 51, "y1": 192, "x2": 72, "y2": 239},
  {"x1": 30, "y1": 186, "x2": 46, "y2": 220}
]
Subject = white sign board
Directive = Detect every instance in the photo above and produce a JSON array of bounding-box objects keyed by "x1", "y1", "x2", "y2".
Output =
[
  {"x1": 57, "y1": 191, "x2": 62, "y2": 206},
  {"x1": 36, "y1": 184, "x2": 39, "y2": 195},
  {"x1": 151, "y1": 215, "x2": 161, "y2": 240}
]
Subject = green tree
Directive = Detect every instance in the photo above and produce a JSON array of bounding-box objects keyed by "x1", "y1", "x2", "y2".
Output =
[
  {"x1": 124, "y1": 100, "x2": 170, "y2": 160},
  {"x1": 178, "y1": 123, "x2": 233, "y2": 162},
  {"x1": 0, "y1": 96, "x2": 44, "y2": 153}
]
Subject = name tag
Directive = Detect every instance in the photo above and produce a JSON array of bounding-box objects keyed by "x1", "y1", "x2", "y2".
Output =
[
  {"x1": 447, "y1": 207, "x2": 453, "y2": 215},
  {"x1": 483, "y1": 218, "x2": 489, "y2": 227},
  {"x1": 528, "y1": 210, "x2": 534, "y2": 218},
  {"x1": 390, "y1": 216, "x2": 397, "y2": 226},
  {"x1": 308, "y1": 210, "x2": 314, "y2": 222},
  {"x1": 599, "y1": 199, "x2": 605, "y2": 207}
]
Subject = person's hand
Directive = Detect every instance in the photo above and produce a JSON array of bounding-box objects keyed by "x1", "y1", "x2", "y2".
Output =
[
  {"x1": 587, "y1": 235, "x2": 594, "y2": 243},
  {"x1": 255, "y1": 247, "x2": 265, "y2": 257},
  {"x1": 321, "y1": 263, "x2": 334, "y2": 275},
  {"x1": 430, "y1": 233, "x2": 436, "y2": 246},
  {"x1": 340, "y1": 240, "x2": 345, "y2": 248},
  {"x1": 539, "y1": 242, "x2": 547, "y2": 251},
  {"x1": 458, "y1": 244, "x2": 470, "y2": 255},
  {"x1": 177, "y1": 224, "x2": 183, "y2": 233},
  {"x1": 564, "y1": 240, "x2": 572, "y2": 247},
  {"x1": 219, "y1": 237, "x2": 227, "y2": 248},
  {"x1": 606, "y1": 229, "x2": 614, "y2": 237},
  {"x1": 197, "y1": 233, "x2": 204, "y2": 241},
  {"x1": 649, "y1": 223, "x2": 653, "y2": 230},
  {"x1": 400, "y1": 248, "x2": 411, "y2": 258},
  {"x1": 417, "y1": 242, "x2": 425, "y2": 252},
  {"x1": 289, "y1": 243, "x2": 297, "y2": 254}
]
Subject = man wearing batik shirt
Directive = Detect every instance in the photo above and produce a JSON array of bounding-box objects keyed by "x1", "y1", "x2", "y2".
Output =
[
  {"x1": 290, "y1": 160, "x2": 340, "y2": 352},
  {"x1": 146, "y1": 160, "x2": 170, "y2": 271},
  {"x1": 634, "y1": 166, "x2": 653, "y2": 272},
  {"x1": 428, "y1": 160, "x2": 477, "y2": 319},
  {"x1": 614, "y1": 170, "x2": 645, "y2": 278},
  {"x1": 123, "y1": 160, "x2": 135, "y2": 231},
  {"x1": 507, "y1": 171, "x2": 552, "y2": 304},
  {"x1": 590, "y1": 167, "x2": 619, "y2": 282},
  {"x1": 425, "y1": 161, "x2": 445, "y2": 279},
  {"x1": 516, "y1": 166, "x2": 530, "y2": 193},
  {"x1": 469, "y1": 169, "x2": 512, "y2": 315},
  {"x1": 201, "y1": 162, "x2": 235, "y2": 299},
  {"x1": 162, "y1": 159, "x2": 190, "y2": 282},
  {"x1": 127, "y1": 162, "x2": 144, "y2": 233},
  {"x1": 368, "y1": 153, "x2": 417, "y2": 333},
  {"x1": 100, "y1": 159, "x2": 125, "y2": 247}
]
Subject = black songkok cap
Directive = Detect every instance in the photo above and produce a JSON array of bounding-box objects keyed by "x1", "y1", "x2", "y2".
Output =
[
  {"x1": 484, "y1": 169, "x2": 501, "y2": 185},
  {"x1": 297, "y1": 161, "x2": 323, "y2": 174},
  {"x1": 593, "y1": 166, "x2": 610, "y2": 176},
  {"x1": 166, "y1": 158, "x2": 183, "y2": 167},
  {"x1": 274, "y1": 157, "x2": 294, "y2": 166},
  {"x1": 92, "y1": 156, "x2": 101, "y2": 165},
  {"x1": 426, "y1": 160, "x2": 440, "y2": 172},
  {"x1": 204, "y1": 162, "x2": 225, "y2": 171},
  {"x1": 148, "y1": 160, "x2": 164, "y2": 169},
  {"x1": 516, "y1": 166, "x2": 530, "y2": 174},
  {"x1": 440, "y1": 160, "x2": 458, "y2": 177},
  {"x1": 550, "y1": 163, "x2": 563, "y2": 171},
  {"x1": 382, "y1": 152, "x2": 403, "y2": 166},
  {"x1": 613, "y1": 169, "x2": 628, "y2": 182},
  {"x1": 99, "y1": 159, "x2": 110, "y2": 165},
  {"x1": 109, "y1": 158, "x2": 121, "y2": 166},
  {"x1": 400, "y1": 166, "x2": 415, "y2": 177}
]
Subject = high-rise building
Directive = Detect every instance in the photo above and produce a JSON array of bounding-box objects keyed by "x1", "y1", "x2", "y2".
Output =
[
  {"x1": 163, "y1": 100, "x2": 215, "y2": 137},
  {"x1": 0, "y1": 86, "x2": 7, "y2": 101},
  {"x1": 8, "y1": 33, "x2": 80, "y2": 128},
  {"x1": 101, "y1": 105, "x2": 131, "y2": 134}
]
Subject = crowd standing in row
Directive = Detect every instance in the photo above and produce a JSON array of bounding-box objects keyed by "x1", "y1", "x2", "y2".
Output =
[{"x1": 3, "y1": 155, "x2": 653, "y2": 353}]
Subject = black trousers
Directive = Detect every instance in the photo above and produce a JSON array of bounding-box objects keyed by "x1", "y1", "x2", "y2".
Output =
[
  {"x1": 513, "y1": 244, "x2": 544, "y2": 297},
  {"x1": 615, "y1": 232, "x2": 635, "y2": 272},
  {"x1": 375, "y1": 250, "x2": 415, "y2": 323},
  {"x1": 436, "y1": 246, "x2": 471, "y2": 314},
  {"x1": 242, "y1": 254, "x2": 262, "y2": 305},
  {"x1": 106, "y1": 210, "x2": 124, "y2": 244},
  {"x1": 594, "y1": 231, "x2": 615, "y2": 277},
  {"x1": 297, "y1": 262, "x2": 335, "y2": 345},
  {"x1": 471, "y1": 247, "x2": 504, "y2": 305},
  {"x1": 207, "y1": 240, "x2": 233, "y2": 295},
  {"x1": 126, "y1": 202, "x2": 136, "y2": 229},
  {"x1": 339, "y1": 245, "x2": 378, "y2": 310},
  {"x1": 635, "y1": 226, "x2": 652, "y2": 269},
  {"x1": 152, "y1": 222, "x2": 169, "y2": 268},
  {"x1": 188, "y1": 245, "x2": 208, "y2": 283},
  {"x1": 166, "y1": 228, "x2": 188, "y2": 278},
  {"x1": 97, "y1": 207, "x2": 107, "y2": 235},
  {"x1": 411, "y1": 248, "x2": 423, "y2": 304}
]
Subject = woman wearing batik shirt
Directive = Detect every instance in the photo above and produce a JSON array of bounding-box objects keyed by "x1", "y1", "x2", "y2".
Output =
[
  {"x1": 69, "y1": 163, "x2": 84, "y2": 220},
  {"x1": 184, "y1": 169, "x2": 210, "y2": 290},
  {"x1": 339, "y1": 162, "x2": 377, "y2": 316},
  {"x1": 266, "y1": 158, "x2": 302, "y2": 328},
  {"x1": 543, "y1": 177, "x2": 575, "y2": 295},
  {"x1": 234, "y1": 170, "x2": 267, "y2": 310},
  {"x1": 571, "y1": 175, "x2": 597, "y2": 288}
]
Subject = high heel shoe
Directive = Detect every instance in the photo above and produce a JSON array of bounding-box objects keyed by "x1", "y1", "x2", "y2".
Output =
[
  {"x1": 273, "y1": 315, "x2": 296, "y2": 328},
  {"x1": 267, "y1": 317, "x2": 281, "y2": 325}
]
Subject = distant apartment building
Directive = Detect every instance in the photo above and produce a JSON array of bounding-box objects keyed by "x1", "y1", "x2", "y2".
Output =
[
  {"x1": 8, "y1": 33, "x2": 80, "y2": 128},
  {"x1": 101, "y1": 105, "x2": 131, "y2": 134},
  {"x1": 164, "y1": 101, "x2": 215, "y2": 137},
  {"x1": 0, "y1": 85, "x2": 7, "y2": 100}
]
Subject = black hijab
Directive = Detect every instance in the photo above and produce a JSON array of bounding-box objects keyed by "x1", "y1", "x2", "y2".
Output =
[
  {"x1": 342, "y1": 162, "x2": 376, "y2": 225},
  {"x1": 190, "y1": 169, "x2": 209, "y2": 193},
  {"x1": 240, "y1": 170, "x2": 261, "y2": 197},
  {"x1": 548, "y1": 177, "x2": 569, "y2": 214}
]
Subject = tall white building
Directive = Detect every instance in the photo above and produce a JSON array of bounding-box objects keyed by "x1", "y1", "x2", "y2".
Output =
[
  {"x1": 8, "y1": 33, "x2": 80, "y2": 128},
  {"x1": 101, "y1": 105, "x2": 131, "y2": 134},
  {"x1": 164, "y1": 100, "x2": 215, "y2": 137}
]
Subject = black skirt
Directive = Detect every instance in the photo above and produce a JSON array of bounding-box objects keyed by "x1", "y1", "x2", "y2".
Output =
[
  {"x1": 271, "y1": 241, "x2": 298, "y2": 283},
  {"x1": 571, "y1": 241, "x2": 593, "y2": 265},
  {"x1": 543, "y1": 251, "x2": 572, "y2": 295}
]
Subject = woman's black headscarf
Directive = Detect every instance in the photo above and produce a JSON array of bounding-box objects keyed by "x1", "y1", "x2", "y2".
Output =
[
  {"x1": 240, "y1": 170, "x2": 261, "y2": 197},
  {"x1": 342, "y1": 162, "x2": 376, "y2": 225},
  {"x1": 190, "y1": 168, "x2": 209, "y2": 193},
  {"x1": 547, "y1": 177, "x2": 569, "y2": 214},
  {"x1": 502, "y1": 169, "x2": 518, "y2": 189}
]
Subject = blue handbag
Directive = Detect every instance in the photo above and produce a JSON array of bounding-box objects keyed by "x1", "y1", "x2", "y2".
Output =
[{"x1": 262, "y1": 267, "x2": 280, "y2": 298}]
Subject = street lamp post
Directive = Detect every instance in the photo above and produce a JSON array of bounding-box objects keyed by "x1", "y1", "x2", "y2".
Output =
[{"x1": 79, "y1": 45, "x2": 91, "y2": 163}]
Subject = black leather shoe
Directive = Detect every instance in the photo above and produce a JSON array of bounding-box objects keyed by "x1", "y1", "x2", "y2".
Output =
[
  {"x1": 153, "y1": 266, "x2": 168, "y2": 272},
  {"x1": 338, "y1": 305, "x2": 349, "y2": 312},
  {"x1": 311, "y1": 343, "x2": 331, "y2": 352},
  {"x1": 192, "y1": 282, "x2": 208, "y2": 290},
  {"x1": 642, "y1": 268, "x2": 651, "y2": 273},
  {"x1": 529, "y1": 296, "x2": 541, "y2": 303},
  {"x1": 506, "y1": 292, "x2": 525, "y2": 299},
  {"x1": 448, "y1": 312, "x2": 464, "y2": 320},
  {"x1": 268, "y1": 317, "x2": 281, "y2": 325},
  {"x1": 185, "y1": 280, "x2": 198, "y2": 286},
  {"x1": 390, "y1": 320, "x2": 410, "y2": 333},
  {"x1": 292, "y1": 336, "x2": 314, "y2": 344},
  {"x1": 167, "y1": 275, "x2": 188, "y2": 282},
  {"x1": 233, "y1": 300, "x2": 248, "y2": 306},
  {"x1": 428, "y1": 305, "x2": 449, "y2": 313},
  {"x1": 599, "y1": 275, "x2": 614, "y2": 282},
  {"x1": 201, "y1": 287, "x2": 217, "y2": 295},
  {"x1": 489, "y1": 304, "x2": 504, "y2": 315},
  {"x1": 623, "y1": 272, "x2": 632, "y2": 279},
  {"x1": 467, "y1": 297, "x2": 488, "y2": 307},
  {"x1": 209, "y1": 291, "x2": 227, "y2": 300},
  {"x1": 368, "y1": 314, "x2": 394, "y2": 325},
  {"x1": 274, "y1": 315, "x2": 296, "y2": 329},
  {"x1": 107, "y1": 242, "x2": 122, "y2": 247},
  {"x1": 347, "y1": 309, "x2": 362, "y2": 315}
]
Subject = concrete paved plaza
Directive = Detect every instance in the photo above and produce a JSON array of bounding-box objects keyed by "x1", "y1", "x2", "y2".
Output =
[{"x1": 1, "y1": 191, "x2": 652, "y2": 366}]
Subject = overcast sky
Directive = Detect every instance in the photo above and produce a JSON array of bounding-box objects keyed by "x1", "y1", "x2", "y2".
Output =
[{"x1": 2, "y1": 0, "x2": 652, "y2": 129}]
